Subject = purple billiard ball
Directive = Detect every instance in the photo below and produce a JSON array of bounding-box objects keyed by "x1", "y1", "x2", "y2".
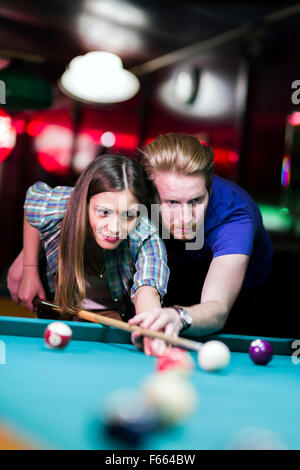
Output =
[{"x1": 249, "y1": 339, "x2": 273, "y2": 365}]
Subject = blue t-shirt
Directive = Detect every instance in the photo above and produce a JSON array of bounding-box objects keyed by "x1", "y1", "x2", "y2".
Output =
[{"x1": 163, "y1": 175, "x2": 273, "y2": 306}]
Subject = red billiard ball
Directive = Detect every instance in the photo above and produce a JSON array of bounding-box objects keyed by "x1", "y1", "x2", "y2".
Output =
[
  {"x1": 44, "y1": 322, "x2": 72, "y2": 349},
  {"x1": 156, "y1": 347, "x2": 194, "y2": 376},
  {"x1": 249, "y1": 339, "x2": 273, "y2": 365}
]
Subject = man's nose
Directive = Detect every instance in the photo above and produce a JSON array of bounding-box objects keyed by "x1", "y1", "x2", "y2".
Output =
[{"x1": 178, "y1": 204, "x2": 193, "y2": 225}]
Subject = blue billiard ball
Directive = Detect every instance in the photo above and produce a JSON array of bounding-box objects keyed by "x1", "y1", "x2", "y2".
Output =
[
  {"x1": 104, "y1": 387, "x2": 159, "y2": 445},
  {"x1": 106, "y1": 411, "x2": 158, "y2": 445}
]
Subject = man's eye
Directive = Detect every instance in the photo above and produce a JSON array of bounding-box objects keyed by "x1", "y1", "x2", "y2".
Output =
[
  {"x1": 167, "y1": 201, "x2": 179, "y2": 205},
  {"x1": 190, "y1": 198, "x2": 203, "y2": 205}
]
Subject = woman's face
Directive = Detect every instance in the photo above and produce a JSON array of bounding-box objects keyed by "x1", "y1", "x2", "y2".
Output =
[{"x1": 88, "y1": 189, "x2": 140, "y2": 250}]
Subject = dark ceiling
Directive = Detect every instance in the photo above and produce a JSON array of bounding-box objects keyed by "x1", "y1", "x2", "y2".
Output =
[{"x1": 0, "y1": 0, "x2": 299, "y2": 82}]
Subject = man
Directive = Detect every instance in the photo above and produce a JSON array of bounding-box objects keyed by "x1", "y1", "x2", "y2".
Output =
[
  {"x1": 7, "y1": 133, "x2": 273, "y2": 355},
  {"x1": 128, "y1": 133, "x2": 273, "y2": 354}
]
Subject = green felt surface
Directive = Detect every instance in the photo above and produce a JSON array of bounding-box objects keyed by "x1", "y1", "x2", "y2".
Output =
[{"x1": 0, "y1": 317, "x2": 299, "y2": 450}]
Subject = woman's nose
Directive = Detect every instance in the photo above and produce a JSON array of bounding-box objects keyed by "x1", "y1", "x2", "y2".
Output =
[{"x1": 107, "y1": 216, "x2": 120, "y2": 235}]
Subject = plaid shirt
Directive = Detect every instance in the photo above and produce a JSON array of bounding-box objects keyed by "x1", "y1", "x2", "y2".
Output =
[{"x1": 24, "y1": 182, "x2": 169, "y2": 320}]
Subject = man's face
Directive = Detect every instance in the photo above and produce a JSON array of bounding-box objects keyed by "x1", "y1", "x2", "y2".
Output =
[{"x1": 153, "y1": 172, "x2": 210, "y2": 240}]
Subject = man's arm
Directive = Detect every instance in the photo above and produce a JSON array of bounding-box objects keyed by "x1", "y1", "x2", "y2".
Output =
[
  {"x1": 181, "y1": 254, "x2": 249, "y2": 337},
  {"x1": 129, "y1": 254, "x2": 250, "y2": 352}
]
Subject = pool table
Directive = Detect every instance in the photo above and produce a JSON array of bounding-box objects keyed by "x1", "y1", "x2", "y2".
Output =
[{"x1": 0, "y1": 316, "x2": 299, "y2": 450}]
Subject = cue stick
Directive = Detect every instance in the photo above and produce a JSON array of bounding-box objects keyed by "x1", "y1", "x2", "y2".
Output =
[{"x1": 34, "y1": 299, "x2": 202, "y2": 352}]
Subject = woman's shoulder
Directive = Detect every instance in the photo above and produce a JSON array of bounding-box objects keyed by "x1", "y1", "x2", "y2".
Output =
[
  {"x1": 129, "y1": 215, "x2": 160, "y2": 242},
  {"x1": 125, "y1": 215, "x2": 167, "y2": 263},
  {"x1": 28, "y1": 181, "x2": 74, "y2": 198},
  {"x1": 24, "y1": 182, "x2": 74, "y2": 232}
]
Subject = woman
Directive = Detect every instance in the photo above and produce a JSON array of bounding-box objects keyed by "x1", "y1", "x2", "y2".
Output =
[{"x1": 18, "y1": 154, "x2": 169, "y2": 338}]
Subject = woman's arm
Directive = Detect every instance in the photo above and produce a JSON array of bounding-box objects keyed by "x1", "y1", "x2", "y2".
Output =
[
  {"x1": 133, "y1": 285, "x2": 161, "y2": 314},
  {"x1": 129, "y1": 232, "x2": 170, "y2": 357},
  {"x1": 18, "y1": 214, "x2": 46, "y2": 312},
  {"x1": 7, "y1": 249, "x2": 24, "y2": 304},
  {"x1": 23, "y1": 214, "x2": 40, "y2": 268},
  {"x1": 8, "y1": 182, "x2": 73, "y2": 311},
  {"x1": 132, "y1": 285, "x2": 167, "y2": 356}
]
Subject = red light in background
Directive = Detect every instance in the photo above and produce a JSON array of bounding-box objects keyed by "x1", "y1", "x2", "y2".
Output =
[
  {"x1": 34, "y1": 124, "x2": 73, "y2": 175},
  {"x1": 213, "y1": 148, "x2": 239, "y2": 165},
  {"x1": 228, "y1": 150, "x2": 239, "y2": 163},
  {"x1": 288, "y1": 112, "x2": 300, "y2": 126},
  {"x1": 84, "y1": 129, "x2": 138, "y2": 151},
  {"x1": 72, "y1": 133, "x2": 98, "y2": 174},
  {"x1": 85, "y1": 128, "x2": 102, "y2": 144},
  {"x1": 81, "y1": 128, "x2": 138, "y2": 151},
  {"x1": 26, "y1": 119, "x2": 48, "y2": 137},
  {"x1": 115, "y1": 133, "x2": 138, "y2": 150},
  {"x1": 0, "y1": 58, "x2": 10, "y2": 70},
  {"x1": 0, "y1": 108, "x2": 16, "y2": 162},
  {"x1": 13, "y1": 119, "x2": 26, "y2": 134},
  {"x1": 37, "y1": 151, "x2": 70, "y2": 175}
]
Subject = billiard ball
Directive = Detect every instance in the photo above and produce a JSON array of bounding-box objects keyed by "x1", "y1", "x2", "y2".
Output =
[
  {"x1": 104, "y1": 387, "x2": 158, "y2": 445},
  {"x1": 249, "y1": 339, "x2": 273, "y2": 365},
  {"x1": 156, "y1": 347, "x2": 195, "y2": 376},
  {"x1": 44, "y1": 321, "x2": 72, "y2": 349},
  {"x1": 141, "y1": 372, "x2": 197, "y2": 426},
  {"x1": 198, "y1": 340, "x2": 231, "y2": 372},
  {"x1": 225, "y1": 427, "x2": 288, "y2": 450}
]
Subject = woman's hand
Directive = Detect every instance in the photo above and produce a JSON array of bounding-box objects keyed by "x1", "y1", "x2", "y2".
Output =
[
  {"x1": 7, "y1": 250, "x2": 24, "y2": 304},
  {"x1": 129, "y1": 307, "x2": 182, "y2": 357},
  {"x1": 18, "y1": 268, "x2": 46, "y2": 312}
]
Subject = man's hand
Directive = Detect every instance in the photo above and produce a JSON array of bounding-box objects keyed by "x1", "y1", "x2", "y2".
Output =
[
  {"x1": 7, "y1": 250, "x2": 24, "y2": 304},
  {"x1": 18, "y1": 268, "x2": 46, "y2": 312},
  {"x1": 129, "y1": 307, "x2": 182, "y2": 357}
]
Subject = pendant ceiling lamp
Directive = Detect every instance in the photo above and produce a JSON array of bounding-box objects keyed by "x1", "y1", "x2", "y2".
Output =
[{"x1": 59, "y1": 51, "x2": 140, "y2": 104}]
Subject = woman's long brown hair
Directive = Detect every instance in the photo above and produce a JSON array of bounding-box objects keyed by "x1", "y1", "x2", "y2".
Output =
[{"x1": 55, "y1": 154, "x2": 148, "y2": 318}]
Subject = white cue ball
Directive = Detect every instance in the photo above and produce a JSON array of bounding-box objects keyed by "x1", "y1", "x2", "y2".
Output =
[{"x1": 198, "y1": 340, "x2": 231, "y2": 371}]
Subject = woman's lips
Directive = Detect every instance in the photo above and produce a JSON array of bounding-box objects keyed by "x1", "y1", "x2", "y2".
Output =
[{"x1": 102, "y1": 234, "x2": 119, "y2": 242}]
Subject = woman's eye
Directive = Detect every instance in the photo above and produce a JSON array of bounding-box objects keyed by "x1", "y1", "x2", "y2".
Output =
[
  {"x1": 97, "y1": 209, "x2": 110, "y2": 216},
  {"x1": 126, "y1": 211, "x2": 139, "y2": 219}
]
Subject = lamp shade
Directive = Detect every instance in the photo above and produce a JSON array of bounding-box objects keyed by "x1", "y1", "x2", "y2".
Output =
[{"x1": 59, "y1": 51, "x2": 140, "y2": 104}]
